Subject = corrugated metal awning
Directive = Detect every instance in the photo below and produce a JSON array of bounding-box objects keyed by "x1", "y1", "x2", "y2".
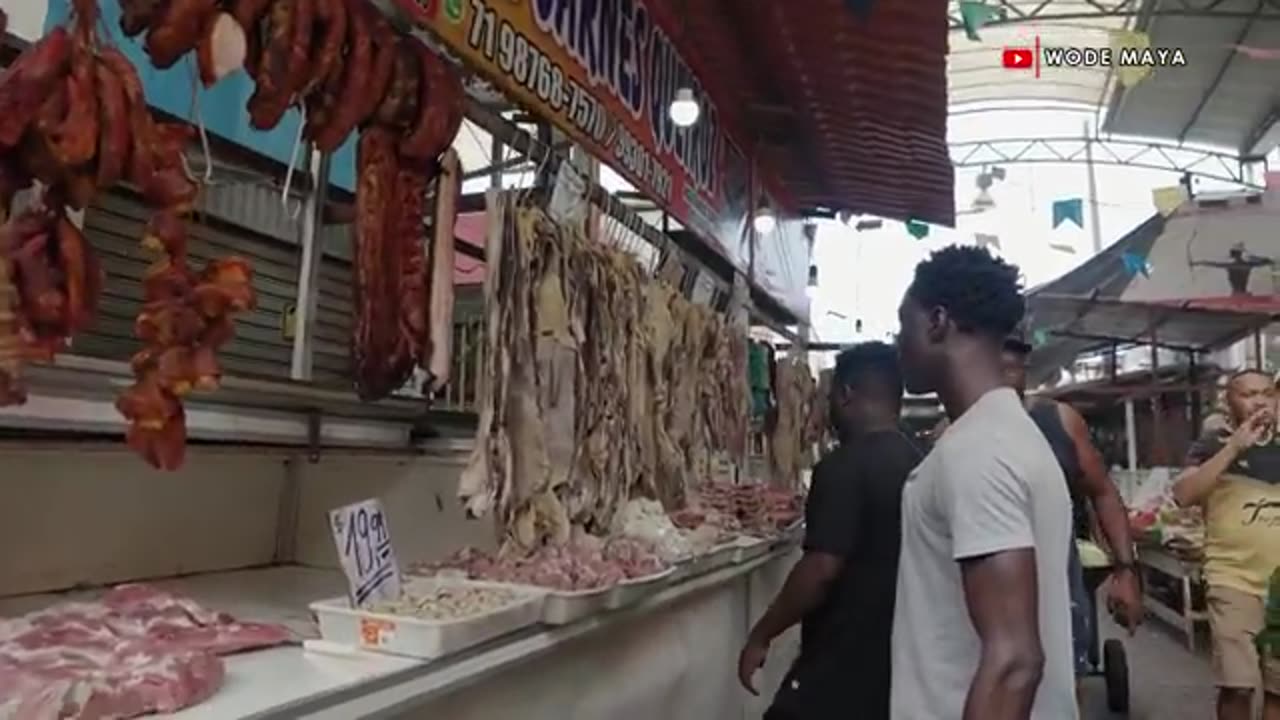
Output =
[
  {"x1": 651, "y1": 0, "x2": 954, "y2": 226},
  {"x1": 1025, "y1": 293, "x2": 1280, "y2": 352}
]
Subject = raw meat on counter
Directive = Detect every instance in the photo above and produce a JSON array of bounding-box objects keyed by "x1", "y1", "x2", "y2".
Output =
[
  {"x1": 412, "y1": 535, "x2": 668, "y2": 592},
  {"x1": 692, "y1": 482, "x2": 803, "y2": 537},
  {"x1": 368, "y1": 585, "x2": 521, "y2": 620},
  {"x1": 0, "y1": 584, "x2": 292, "y2": 719}
]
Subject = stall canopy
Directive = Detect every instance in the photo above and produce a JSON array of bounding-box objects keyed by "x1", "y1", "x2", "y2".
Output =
[
  {"x1": 1026, "y1": 294, "x2": 1280, "y2": 353},
  {"x1": 1026, "y1": 182, "x2": 1280, "y2": 378},
  {"x1": 650, "y1": 0, "x2": 954, "y2": 226}
]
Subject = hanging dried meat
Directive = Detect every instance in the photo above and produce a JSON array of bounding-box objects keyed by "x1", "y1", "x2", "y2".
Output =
[
  {"x1": 460, "y1": 196, "x2": 752, "y2": 551},
  {"x1": 0, "y1": 1, "x2": 256, "y2": 469},
  {"x1": 768, "y1": 354, "x2": 817, "y2": 489},
  {"x1": 128, "y1": 0, "x2": 469, "y2": 402}
]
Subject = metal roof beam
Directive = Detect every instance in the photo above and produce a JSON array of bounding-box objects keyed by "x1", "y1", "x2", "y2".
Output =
[
  {"x1": 1241, "y1": 106, "x2": 1280, "y2": 156},
  {"x1": 947, "y1": 0, "x2": 1280, "y2": 30},
  {"x1": 949, "y1": 136, "x2": 1264, "y2": 187},
  {"x1": 1177, "y1": 6, "x2": 1263, "y2": 143}
]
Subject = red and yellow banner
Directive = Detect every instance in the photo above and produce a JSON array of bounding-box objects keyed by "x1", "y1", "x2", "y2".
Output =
[{"x1": 395, "y1": 0, "x2": 751, "y2": 269}]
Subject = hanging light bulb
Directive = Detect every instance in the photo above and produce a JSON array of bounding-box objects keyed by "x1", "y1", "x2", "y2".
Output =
[
  {"x1": 668, "y1": 88, "x2": 700, "y2": 127},
  {"x1": 753, "y1": 206, "x2": 776, "y2": 234}
]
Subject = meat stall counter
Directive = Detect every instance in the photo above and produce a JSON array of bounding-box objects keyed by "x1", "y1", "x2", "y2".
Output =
[
  {"x1": 0, "y1": 0, "x2": 819, "y2": 714},
  {"x1": 0, "y1": 446, "x2": 801, "y2": 718}
]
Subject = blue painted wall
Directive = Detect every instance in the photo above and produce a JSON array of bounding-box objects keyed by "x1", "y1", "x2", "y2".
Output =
[{"x1": 45, "y1": 0, "x2": 357, "y2": 190}]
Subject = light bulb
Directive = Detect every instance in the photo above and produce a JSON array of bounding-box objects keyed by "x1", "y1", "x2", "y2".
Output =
[
  {"x1": 753, "y1": 207, "x2": 776, "y2": 234},
  {"x1": 668, "y1": 88, "x2": 700, "y2": 127},
  {"x1": 805, "y1": 284, "x2": 818, "y2": 300}
]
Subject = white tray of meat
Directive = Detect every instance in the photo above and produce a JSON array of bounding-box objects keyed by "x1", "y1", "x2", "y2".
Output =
[
  {"x1": 605, "y1": 567, "x2": 676, "y2": 609},
  {"x1": 539, "y1": 585, "x2": 613, "y2": 625},
  {"x1": 708, "y1": 541, "x2": 741, "y2": 568},
  {"x1": 734, "y1": 535, "x2": 772, "y2": 564},
  {"x1": 309, "y1": 578, "x2": 544, "y2": 660},
  {"x1": 780, "y1": 519, "x2": 804, "y2": 545}
]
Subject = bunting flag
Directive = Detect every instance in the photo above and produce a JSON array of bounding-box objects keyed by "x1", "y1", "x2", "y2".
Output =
[
  {"x1": 959, "y1": 1, "x2": 1003, "y2": 41},
  {"x1": 975, "y1": 233, "x2": 1000, "y2": 250},
  {"x1": 1234, "y1": 45, "x2": 1280, "y2": 61},
  {"x1": 1032, "y1": 328, "x2": 1051, "y2": 347},
  {"x1": 1110, "y1": 30, "x2": 1153, "y2": 87},
  {"x1": 906, "y1": 219, "x2": 930, "y2": 239},
  {"x1": 1122, "y1": 251, "x2": 1152, "y2": 278},
  {"x1": 1151, "y1": 185, "x2": 1188, "y2": 216},
  {"x1": 1051, "y1": 198, "x2": 1084, "y2": 229}
]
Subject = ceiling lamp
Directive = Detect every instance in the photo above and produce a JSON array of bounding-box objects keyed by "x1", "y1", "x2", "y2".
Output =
[
  {"x1": 753, "y1": 205, "x2": 776, "y2": 234},
  {"x1": 972, "y1": 188, "x2": 996, "y2": 211},
  {"x1": 668, "y1": 88, "x2": 700, "y2": 127}
]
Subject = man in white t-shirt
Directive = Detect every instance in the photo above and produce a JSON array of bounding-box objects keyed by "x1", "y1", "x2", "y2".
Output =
[{"x1": 891, "y1": 245, "x2": 1076, "y2": 720}]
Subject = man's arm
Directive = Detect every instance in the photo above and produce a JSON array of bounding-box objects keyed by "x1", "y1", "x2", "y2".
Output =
[
  {"x1": 961, "y1": 550, "x2": 1045, "y2": 720},
  {"x1": 1172, "y1": 413, "x2": 1261, "y2": 507},
  {"x1": 747, "y1": 552, "x2": 843, "y2": 646},
  {"x1": 1058, "y1": 402, "x2": 1143, "y2": 630},
  {"x1": 739, "y1": 460, "x2": 858, "y2": 692},
  {"x1": 1057, "y1": 403, "x2": 1133, "y2": 565},
  {"x1": 1173, "y1": 446, "x2": 1236, "y2": 507},
  {"x1": 943, "y1": 456, "x2": 1044, "y2": 720}
]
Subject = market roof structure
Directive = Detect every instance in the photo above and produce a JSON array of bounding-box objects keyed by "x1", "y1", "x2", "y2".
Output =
[
  {"x1": 1023, "y1": 181, "x2": 1280, "y2": 379},
  {"x1": 947, "y1": 0, "x2": 1280, "y2": 178},
  {"x1": 1025, "y1": 294, "x2": 1278, "y2": 352},
  {"x1": 652, "y1": 0, "x2": 955, "y2": 226}
]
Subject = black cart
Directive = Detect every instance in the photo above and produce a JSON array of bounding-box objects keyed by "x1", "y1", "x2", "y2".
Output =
[{"x1": 1081, "y1": 557, "x2": 1130, "y2": 714}]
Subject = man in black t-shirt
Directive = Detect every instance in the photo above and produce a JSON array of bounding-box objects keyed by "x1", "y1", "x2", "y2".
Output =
[{"x1": 737, "y1": 341, "x2": 924, "y2": 720}]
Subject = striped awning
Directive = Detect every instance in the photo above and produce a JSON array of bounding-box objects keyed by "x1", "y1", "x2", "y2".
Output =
[{"x1": 651, "y1": 0, "x2": 955, "y2": 226}]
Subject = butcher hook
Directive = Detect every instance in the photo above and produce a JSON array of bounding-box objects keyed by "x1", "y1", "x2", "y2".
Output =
[
  {"x1": 184, "y1": 59, "x2": 215, "y2": 184},
  {"x1": 280, "y1": 114, "x2": 307, "y2": 220}
]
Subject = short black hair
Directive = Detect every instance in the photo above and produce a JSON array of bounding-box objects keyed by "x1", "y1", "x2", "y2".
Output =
[
  {"x1": 834, "y1": 341, "x2": 903, "y2": 403},
  {"x1": 909, "y1": 245, "x2": 1025, "y2": 340}
]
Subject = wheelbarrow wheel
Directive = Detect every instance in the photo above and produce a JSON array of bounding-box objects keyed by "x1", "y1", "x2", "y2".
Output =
[{"x1": 1104, "y1": 638, "x2": 1130, "y2": 713}]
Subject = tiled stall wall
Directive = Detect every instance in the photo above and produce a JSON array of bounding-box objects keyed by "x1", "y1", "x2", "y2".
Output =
[{"x1": 0, "y1": 446, "x2": 490, "y2": 597}]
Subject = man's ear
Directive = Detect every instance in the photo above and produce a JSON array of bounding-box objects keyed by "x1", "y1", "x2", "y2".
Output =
[{"x1": 925, "y1": 306, "x2": 948, "y2": 343}]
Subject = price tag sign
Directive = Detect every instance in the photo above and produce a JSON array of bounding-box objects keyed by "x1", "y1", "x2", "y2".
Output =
[
  {"x1": 329, "y1": 499, "x2": 402, "y2": 608},
  {"x1": 548, "y1": 161, "x2": 588, "y2": 227}
]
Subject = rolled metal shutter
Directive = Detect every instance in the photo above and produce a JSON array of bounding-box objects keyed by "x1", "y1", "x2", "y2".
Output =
[{"x1": 75, "y1": 188, "x2": 354, "y2": 387}]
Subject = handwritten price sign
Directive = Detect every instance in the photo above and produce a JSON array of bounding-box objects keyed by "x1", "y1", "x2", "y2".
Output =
[{"x1": 329, "y1": 499, "x2": 402, "y2": 608}]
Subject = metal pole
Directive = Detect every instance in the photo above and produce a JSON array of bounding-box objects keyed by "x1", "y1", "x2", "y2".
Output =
[
  {"x1": 290, "y1": 148, "x2": 331, "y2": 381},
  {"x1": 489, "y1": 133, "x2": 504, "y2": 190},
  {"x1": 1084, "y1": 120, "x2": 1104, "y2": 255},
  {"x1": 1124, "y1": 398, "x2": 1138, "y2": 472}
]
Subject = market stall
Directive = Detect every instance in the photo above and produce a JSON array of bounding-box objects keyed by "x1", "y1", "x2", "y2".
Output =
[
  {"x1": 0, "y1": 0, "x2": 950, "y2": 715},
  {"x1": 1024, "y1": 293, "x2": 1280, "y2": 650}
]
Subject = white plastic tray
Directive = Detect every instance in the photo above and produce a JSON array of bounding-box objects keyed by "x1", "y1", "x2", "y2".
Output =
[
  {"x1": 309, "y1": 578, "x2": 545, "y2": 660},
  {"x1": 537, "y1": 584, "x2": 613, "y2": 625},
  {"x1": 733, "y1": 535, "x2": 772, "y2": 564},
  {"x1": 707, "y1": 541, "x2": 739, "y2": 568},
  {"x1": 605, "y1": 567, "x2": 676, "y2": 609}
]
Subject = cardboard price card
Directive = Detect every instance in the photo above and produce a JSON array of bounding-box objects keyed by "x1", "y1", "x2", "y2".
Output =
[{"x1": 329, "y1": 499, "x2": 402, "y2": 608}]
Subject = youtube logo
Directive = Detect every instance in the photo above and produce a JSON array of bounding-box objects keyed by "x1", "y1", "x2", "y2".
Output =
[{"x1": 1002, "y1": 47, "x2": 1034, "y2": 69}]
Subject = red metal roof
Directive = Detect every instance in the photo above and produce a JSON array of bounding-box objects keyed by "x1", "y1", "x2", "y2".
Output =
[
  {"x1": 651, "y1": 0, "x2": 954, "y2": 225},
  {"x1": 1158, "y1": 295, "x2": 1280, "y2": 314}
]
